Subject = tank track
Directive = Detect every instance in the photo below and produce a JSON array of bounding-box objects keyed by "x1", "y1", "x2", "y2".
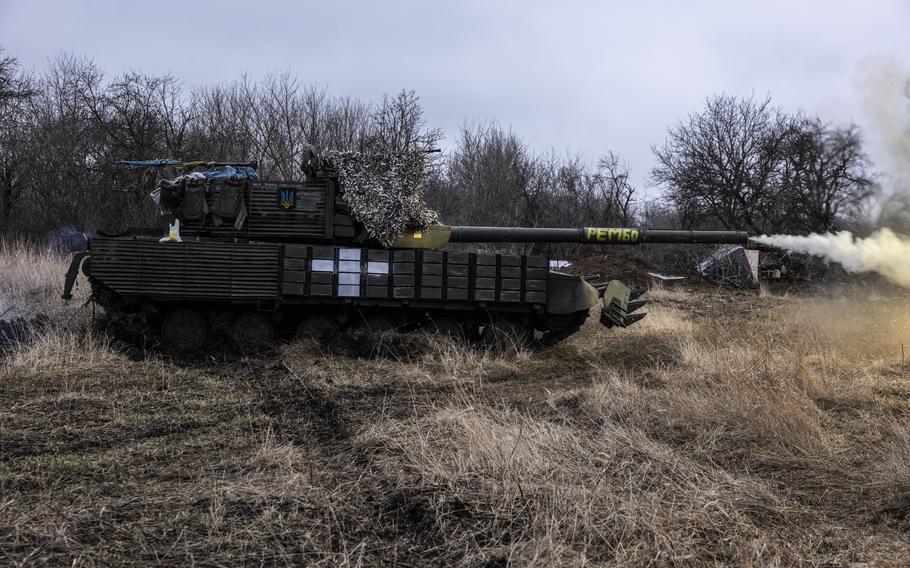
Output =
[{"x1": 91, "y1": 283, "x2": 589, "y2": 354}]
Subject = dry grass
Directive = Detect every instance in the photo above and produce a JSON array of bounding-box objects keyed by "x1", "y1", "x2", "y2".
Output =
[
  {"x1": 0, "y1": 240, "x2": 81, "y2": 320},
  {"x1": 1, "y1": 247, "x2": 909, "y2": 566}
]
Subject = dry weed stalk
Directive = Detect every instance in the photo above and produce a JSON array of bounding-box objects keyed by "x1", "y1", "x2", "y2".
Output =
[{"x1": 0, "y1": 240, "x2": 82, "y2": 319}]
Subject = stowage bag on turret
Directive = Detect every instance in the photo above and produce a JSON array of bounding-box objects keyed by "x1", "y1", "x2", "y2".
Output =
[
  {"x1": 179, "y1": 176, "x2": 209, "y2": 221},
  {"x1": 212, "y1": 178, "x2": 248, "y2": 230},
  {"x1": 154, "y1": 179, "x2": 183, "y2": 212}
]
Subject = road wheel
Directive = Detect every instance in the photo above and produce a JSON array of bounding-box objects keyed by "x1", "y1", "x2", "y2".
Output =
[
  {"x1": 161, "y1": 309, "x2": 208, "y2": 353},
  {"x1": 296, "y1": 315, "x2": 340, "y2": 341},
  {"x1": 229, "y1": 312, "x2": 275, "y2": 352}
]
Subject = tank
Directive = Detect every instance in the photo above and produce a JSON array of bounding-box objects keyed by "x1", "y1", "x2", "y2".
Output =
[{"x1": 60, "y1": 157, "x2": 750, "y2": 353}]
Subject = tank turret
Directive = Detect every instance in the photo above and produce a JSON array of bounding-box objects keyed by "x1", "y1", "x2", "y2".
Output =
[{"x1": 61, "y1": 156, "x2": 753, "y2": 353}]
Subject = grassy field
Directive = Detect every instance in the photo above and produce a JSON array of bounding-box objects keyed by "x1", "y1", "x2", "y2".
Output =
[{"x1": 1, "y1": 245, "x2": 909, "y2": 566}]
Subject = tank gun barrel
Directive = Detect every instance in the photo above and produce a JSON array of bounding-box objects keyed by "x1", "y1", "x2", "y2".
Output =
[{"x1": 447, "y1": 226, "x2": 749, "y2": 245}]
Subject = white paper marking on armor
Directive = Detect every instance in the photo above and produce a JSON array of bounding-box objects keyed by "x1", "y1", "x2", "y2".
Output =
[{"x1": 311, "y1": 259, "x2": 334, "y2": 272}]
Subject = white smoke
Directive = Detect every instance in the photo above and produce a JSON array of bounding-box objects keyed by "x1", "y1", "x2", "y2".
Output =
[
  {"x1": 753, "y1": 230, "x2": 910, "y2": 288},
  {"x1": 858, "y1": 58, "x2": 910, "y2": 224},
  {"x1": 755, "y1": 61, "x2": 910, "y2": 287}
]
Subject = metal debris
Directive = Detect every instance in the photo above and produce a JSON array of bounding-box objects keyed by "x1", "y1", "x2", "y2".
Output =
[
  {"x1": 647, "y1": 272, "x2": 686, "y2": 283},
  {"x1": 698, "y1": 245, "x2": 760, "y2": 288}
]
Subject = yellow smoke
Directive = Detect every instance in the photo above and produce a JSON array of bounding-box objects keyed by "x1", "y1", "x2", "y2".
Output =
[{"x1": 753, "y1": 229, "x2": 910, "y2": 288}]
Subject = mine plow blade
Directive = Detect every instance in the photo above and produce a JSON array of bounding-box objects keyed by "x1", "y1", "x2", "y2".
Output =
[{"x1": 600, "y1": 280, "x2": 648, "y2": 328}]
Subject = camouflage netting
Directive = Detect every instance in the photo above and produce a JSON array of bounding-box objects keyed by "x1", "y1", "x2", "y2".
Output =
[{"x1": 322, "y1": 150, "x2": 438, "y2": 246}]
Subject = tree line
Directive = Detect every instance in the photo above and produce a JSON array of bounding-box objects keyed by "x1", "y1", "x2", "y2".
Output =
[
  {"x1": 0, "y1": 49, "x2": 879, "y2": 247},
  {"x1": 652, "y1": 95, "x2": 874, "y2": 235}
]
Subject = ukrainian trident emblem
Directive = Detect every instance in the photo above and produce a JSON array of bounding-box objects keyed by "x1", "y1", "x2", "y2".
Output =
[{"x1": 278, "y1": 187, "x2": 298, "y2": 210}]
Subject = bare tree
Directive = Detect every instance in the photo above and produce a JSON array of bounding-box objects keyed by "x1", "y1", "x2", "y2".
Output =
[
  {"x1": 187, "y1": 79, "x2": 257, "y2": 163},
  {"x1": 321, "y1": 94, "x2": 372, "y2": 151},
  {"x1": 431, "y1": 123, "x2": 533, "y2": 228},
  {"x1": 15, "y1": 55, "x2": 107, "y2": 232},
  {"x1": 367, "y1": 90, "x2": 443, "y2": 154},
  {"x1": 0, "y1": 48, "x2": 35, "y2": 230},
  {"x1": 782, "y1": 118, "x2": 873, "y2": 232},
  {"x1": 0, "y1": 49, "x2": 32, "y2": 101},
  {"x1": 652, "y1": 94, "x2": 795, "y2": 233},
  {"x1": 425, "y1": 122, "x2": 638, "y2": 255},
  {"x1": 653, "y1": 94, "x2": 876, "y2": 234},
  {"x1": 597, "y1": 152, "x2": 637, "y2": 225}
]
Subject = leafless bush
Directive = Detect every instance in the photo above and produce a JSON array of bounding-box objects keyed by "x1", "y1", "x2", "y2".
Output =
[
  {"x1": 425, "y1": 123, "x2": 640, "y2": 256},
  {"x1": 652, "y1": 94, "x2": 874, "y2": 235}
]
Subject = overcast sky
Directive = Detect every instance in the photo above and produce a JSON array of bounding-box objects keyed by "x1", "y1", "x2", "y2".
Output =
[{"x1": 2, "y1": 0, "x2": 909, "y2": 190}]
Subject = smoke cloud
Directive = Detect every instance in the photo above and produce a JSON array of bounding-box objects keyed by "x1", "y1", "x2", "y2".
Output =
[
  {"x1": 753, "y1": 230, "x2": 910, "y2": 287},
  {"x1": 752, "y1": 229, "x2": 910, "y2": 288},
  {"x1": 858, "y1": 59, "x2": 910, "y2": 225},
  {"x1": 753, "y1": 61, "x2": 910, "y2": 288}
]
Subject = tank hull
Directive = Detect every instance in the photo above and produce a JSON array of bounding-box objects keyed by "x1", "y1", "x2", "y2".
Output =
[{"x1": 75, "y1": 236, "x2": 611, "y2": 351}]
